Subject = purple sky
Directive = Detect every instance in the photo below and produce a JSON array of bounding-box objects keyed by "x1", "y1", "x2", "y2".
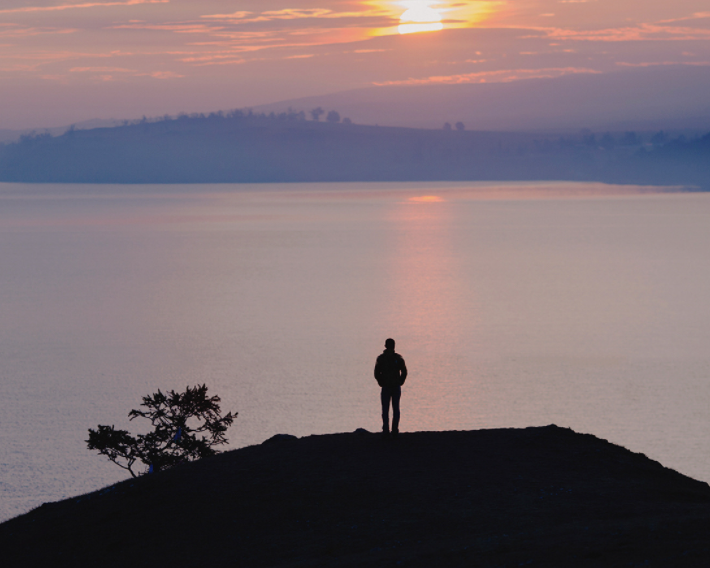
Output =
[{"x1": 1, "y1": 0, "x2": 709, "y2": 129}]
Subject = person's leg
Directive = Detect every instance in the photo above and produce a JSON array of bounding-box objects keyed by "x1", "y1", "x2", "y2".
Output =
[
  {"x1": 391, "y1": 386, "x2": 401, "y2": 433},
  {"x1": 380, "y1": 387, "x2": 391, "y2": 433}
]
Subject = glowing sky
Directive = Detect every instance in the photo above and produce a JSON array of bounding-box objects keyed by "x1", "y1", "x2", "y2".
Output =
[{"x1": 1, "y1": 0, "x2": 709, "y2": 128}]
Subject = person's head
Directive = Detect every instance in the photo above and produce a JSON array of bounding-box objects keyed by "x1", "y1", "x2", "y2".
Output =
[{"x1": 385, "y1": 338, "x2": 395, "y2": 351}]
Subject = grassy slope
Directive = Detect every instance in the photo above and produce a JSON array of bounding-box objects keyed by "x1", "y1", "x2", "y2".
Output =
[{"x1": 2, "y1": 425, "x2": 710, "y2": 567}]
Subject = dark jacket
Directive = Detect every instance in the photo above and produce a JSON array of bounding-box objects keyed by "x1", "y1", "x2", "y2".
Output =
[{"x1": 374, "y1": 349, "x2": 407, "y2": 388}]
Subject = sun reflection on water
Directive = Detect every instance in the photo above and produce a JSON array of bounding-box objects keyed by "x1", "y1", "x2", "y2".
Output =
[
  {"x1": 377, "y1": 194, "x2": 484, "y2": 432},
  {"x1": 408, "y1": 195, "x2": 445, "y2": 203}
]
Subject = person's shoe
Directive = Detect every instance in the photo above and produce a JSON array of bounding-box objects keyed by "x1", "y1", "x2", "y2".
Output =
[
  {"x1": 391, "y1": 429, "x2": 399, "y2": 438},
  {"x1": 381, "y1": 428, "x2": 390, "y2": 439}
]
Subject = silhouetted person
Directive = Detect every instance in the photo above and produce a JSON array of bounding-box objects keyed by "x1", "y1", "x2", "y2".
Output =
[{"x1": 374, "y1": 338, "x2": 407, "y2": 437}]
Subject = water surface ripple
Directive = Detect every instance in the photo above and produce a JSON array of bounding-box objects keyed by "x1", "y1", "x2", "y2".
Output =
[{"x1": 1, "y1": 181, "x2": 708, "y2": 521}]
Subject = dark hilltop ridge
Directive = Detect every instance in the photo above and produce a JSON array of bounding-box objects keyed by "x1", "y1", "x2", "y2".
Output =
[
  {"x1": 3, "y1": 426, "x2": 710, "y2": 567},
  {"x1": 0, "y1": 109, "x2": 708, "y2": 188}
]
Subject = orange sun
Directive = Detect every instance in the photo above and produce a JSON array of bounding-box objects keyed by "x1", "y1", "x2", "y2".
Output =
[{"x1": 398, "y1": 1, "x2": 444, "y2": 35}]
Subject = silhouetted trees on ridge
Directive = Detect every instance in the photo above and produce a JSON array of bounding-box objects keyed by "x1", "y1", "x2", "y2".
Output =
[
  {"x1": 78, "y1": 105, "x2": 352, "y2": 130},
  {"x1": 0, "y1": 109, "x2": 707, "y2": 188}
]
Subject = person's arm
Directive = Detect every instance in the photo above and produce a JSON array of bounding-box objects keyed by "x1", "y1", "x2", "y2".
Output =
[
  {"x1": 374, "y1": 357, "x2": 383, "y2": 386},
  {"x1": 399, "y1": 357, "x2": 408, "y2": 385}
]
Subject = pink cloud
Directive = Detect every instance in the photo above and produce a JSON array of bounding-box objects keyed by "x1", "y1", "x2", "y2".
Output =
[
  {"x1": 2, "y1": 0, "x2": 709, "y2": 130},
  {"x1": 0, "y1": 0, "x2": 169, "y2": 15},
  {"x1": 657, "y1": 12, "x2": 710, "y2": 25},
  {"x1": 533, "y1": 22, "x2": 710, "y2": 42},
  {"x1": 0, "y1": 27, "x2": 78, "y2": 38},
  {"x1": 374, "y1": 66, "x2": 601, "y2": 86},
  {"x1": 6, "y1": 49, "x2": 136, "y2": 64},
  {"x1": 616, "y1": 61, "x2": 710, "y2": 67},
  {"x1": 70, "y1": 66, "x2": 136, "y2": 72},
  {"x1": 40, "y1": 74, "x2": 71, "y2": 83},
  {"x1": 199, "y1": 12, "x2": 252, "y2": 20},
  {"x1": 0, "y1": 63, "x2": 43, "y2": 72},
  {"x1": 57, "y1": 65, "x2": 183, "y2": 80},
  {"x1": 195, "y1": 59, "x2": 246, "y2": 67},
  {"x1": 178, "y1": 53, "x2": 247, "y2": 64},
  {"x1": 261, "y1": 9, "x2": 333, "y2": 19},
  {"x1": 13, "y1": 4, "x2": 394, "y2": 66},
  {"x1": 190, "y1": 59, "x2": 248, "y2": 67},
  {"x1": 150, "y1": 70, "x2": 182, "y2": 78},
  {"x1": 111, "y1": 23, "x2": 215, "y2": 33}
]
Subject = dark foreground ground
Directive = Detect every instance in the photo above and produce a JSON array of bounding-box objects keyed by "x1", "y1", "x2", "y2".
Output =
[{"x1": 2, "y1": 426, "x2": 710, "y2": 567}]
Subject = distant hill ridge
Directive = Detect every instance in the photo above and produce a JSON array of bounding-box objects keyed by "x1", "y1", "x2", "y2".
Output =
[
  {"x1": 254, "y1": 66, "x2": 710, "y2": 132},
  {"x1": 0, "y1": 118, "x2": 123, "y2": 144},
  {"x1": 0, "y1": 109, "x2": 708, "y2": 186},
  {"x1": 2, "y1": 426, "x2": 710, "y2": 567}
]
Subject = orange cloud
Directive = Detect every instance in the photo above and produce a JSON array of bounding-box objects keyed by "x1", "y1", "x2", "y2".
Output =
[
  {"x1": 540, "y1": 23, "x2": 710, "y2": 42},
  {"x1": 199, "y1": 12, "x2": 252, "y2": 20},
  {"x1": 262, "y1": 9, "x2": 333, "y2": 19},
  {"x1": 201, "y1": 7, "x2": 393, "y2": 23},
  {"x1": 1, "y1": 0, "x2": 709, "y2": 132},
  {"x1": 0, "y1": 0, "x2": 169, "y2": 15}
]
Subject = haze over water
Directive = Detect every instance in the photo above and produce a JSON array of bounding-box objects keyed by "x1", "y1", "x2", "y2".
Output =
[{"x1": 1, "y1": 181, "x2": 710, "y2": 522}]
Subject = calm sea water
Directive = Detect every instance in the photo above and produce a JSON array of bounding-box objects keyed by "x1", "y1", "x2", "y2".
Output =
[{"x1": 1, "y1": 181, "x2": 710, "y2": 521}]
